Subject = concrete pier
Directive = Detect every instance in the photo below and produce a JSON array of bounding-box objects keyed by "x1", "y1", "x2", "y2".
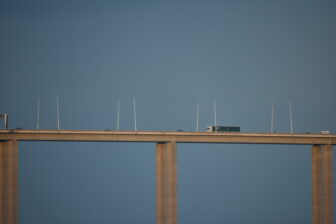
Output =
[
  {"x1": 312, "y1": 145, "x2": 334, "y2": 224},
  {"x1": 157, "y1": 142, "x2": 177, "y2": 224},
  {"x1": 0, "y1": 141, "x2": 18, "y2": 224}
]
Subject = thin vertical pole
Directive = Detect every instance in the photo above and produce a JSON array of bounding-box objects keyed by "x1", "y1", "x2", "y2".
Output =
[
  {"x1": 56, "y1": 96, "x2": 60, "y2": 130},
  {"x1": 213, "y1": 99, "x2": 217, "y2": 130},
  {"x1": 5, "y1": 114, "x2": 8, "y2": 130},
  {"x1": 271, "y1": 102, "x2": 274, "y2": 133},
  {"x1": 36, "y1": 98, "x2": 40, "y2": 130},
  {"x1": 289, "y1": 100, "x2": 293, "y2": 134},
  {"x1": 133, "y1": 97, "x2": 137, "y2": 131},
  {"x1": 116, "y1": 100, "x2": 120, "y2": 130},
  {"x1": 1, "y1": 114, "x2": 9, "y2": 129},
  {"x1": 196, "y1": 100, "x2": 199, "y2": 132}
]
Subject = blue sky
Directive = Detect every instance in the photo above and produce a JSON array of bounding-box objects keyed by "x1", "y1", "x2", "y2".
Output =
[{"x1": 1, "y1": 0, "x2": 336, "y2": 223}]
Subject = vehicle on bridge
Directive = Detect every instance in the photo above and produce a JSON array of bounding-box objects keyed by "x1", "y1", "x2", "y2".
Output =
[
  {"x1": 206, "y1": 126, "x2": 240, "y2": 132},
  {"x1": 320, "y1": 131, "x2": 330, "y2": 134}
]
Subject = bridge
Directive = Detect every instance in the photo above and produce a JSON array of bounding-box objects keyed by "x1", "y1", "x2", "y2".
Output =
[{"x1": 0, "y1": 130, "x2": 335, "y2": 224}]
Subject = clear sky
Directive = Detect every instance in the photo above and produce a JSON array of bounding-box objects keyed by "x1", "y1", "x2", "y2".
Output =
[{"x1": 1, "y1": 0, "x2": 336, "y2": 223}]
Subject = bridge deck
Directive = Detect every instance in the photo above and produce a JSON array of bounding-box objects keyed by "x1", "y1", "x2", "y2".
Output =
[{"x1": 0, "y1": 130, "x2": 335, "y2": 144}]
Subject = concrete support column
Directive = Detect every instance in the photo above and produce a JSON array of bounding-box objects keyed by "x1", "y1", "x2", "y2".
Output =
[
  {"x1": 321, "y1": 145, "x2": 334, "y2": 224},
  {"x1": 0, "y1": 141, "x2": 18, "y2": 224},
  {"x1": 312, "y1": 145, "x2": 322, "y2": 224},
  {"x1": 312, "y1": 145, "x2": 334, "y2": 224},
  {"x1": 157, "y1": 142, "x2": 177, "y2": 224}
]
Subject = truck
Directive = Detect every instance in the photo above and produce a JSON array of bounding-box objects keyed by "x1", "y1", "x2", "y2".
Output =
[
  {"x1": 206, "y1": 126, "x2": 240, "y2": 132},
  {"x1": 320, "y1": 131, "x2": 330, "y2": 134}
]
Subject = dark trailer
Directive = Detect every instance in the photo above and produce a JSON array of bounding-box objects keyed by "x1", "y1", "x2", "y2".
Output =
[{"x1": 206, "y1": 126, "x2": 240, "y2": 132}]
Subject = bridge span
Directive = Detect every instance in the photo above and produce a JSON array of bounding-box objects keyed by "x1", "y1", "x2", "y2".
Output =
[
  {"x1": 0, "y1": 130, "x2": 335, "y2": 224},
  {"x1": 1, "y1": 129, "x2": 336, "y2": 144}
]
